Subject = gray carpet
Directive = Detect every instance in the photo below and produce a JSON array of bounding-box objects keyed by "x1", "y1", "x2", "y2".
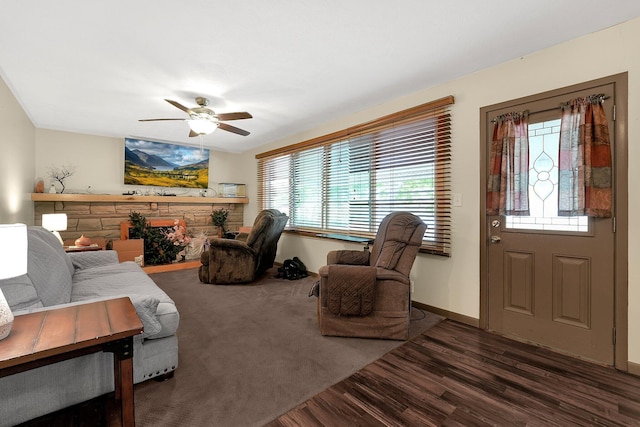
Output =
[{"x1": 134, "y1": 267, "x2": 442, "y2": 426}]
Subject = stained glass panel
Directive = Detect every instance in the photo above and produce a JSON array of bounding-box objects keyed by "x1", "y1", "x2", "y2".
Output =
[{"x1": 505, "y1": 119, "x2": 589, "y2": 232}]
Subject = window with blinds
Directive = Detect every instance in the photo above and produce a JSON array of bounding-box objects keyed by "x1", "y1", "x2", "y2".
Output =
[{"x1": 257, "y1": 96, "x2": 453, "y2": 256}]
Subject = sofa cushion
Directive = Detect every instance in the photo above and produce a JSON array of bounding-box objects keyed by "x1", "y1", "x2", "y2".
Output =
[
  {"x1": 26, "y1": 227, "x2": 74, "y2": 306},
  {"x1": 0, "y1": 274, "x2": 43, "y2": 311},
  {"x1": 68, "y1": 250, "x2": 119, "y2": 270},
  {"x1": 71, "y1": 261, "x2": 179, "y2": 339}
]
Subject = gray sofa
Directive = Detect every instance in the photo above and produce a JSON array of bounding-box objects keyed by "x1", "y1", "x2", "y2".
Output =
[{"x1": 0, "y1": 226, "x2": 179, "y2": 426}]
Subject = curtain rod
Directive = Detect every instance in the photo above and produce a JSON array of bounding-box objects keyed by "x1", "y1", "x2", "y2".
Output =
[{"x1": 490, "y1": 94, "x2": 610, "y2": 123}]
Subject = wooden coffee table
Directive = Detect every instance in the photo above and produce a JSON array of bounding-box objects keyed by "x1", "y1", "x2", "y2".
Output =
[{"x1": 0, "y1": 297, "x2": 143, "y2": 426}]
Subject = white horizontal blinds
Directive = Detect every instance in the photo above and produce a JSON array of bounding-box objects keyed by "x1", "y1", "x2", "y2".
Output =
[
  {"x1": 256, "y1": 96, "x2": 453, "y2": 256},
  {"x1": 291, "y1": 147, "x2": 324, "y2": 228},
  {"x1": 354, "y1": 108, "x2": 451, "y2": 255},
  {"x1": 326, "y1": 139, "x2": 363, "y2": 231},
  {"x1": 424, "y1": 110, "x2": 452, "y2": 255},
  {"x1": 257, "y1": 154, "x2": 290, "y2": 216},
  {"x1": 321, "y1": 135, "x2": 375, "y2": 233}
]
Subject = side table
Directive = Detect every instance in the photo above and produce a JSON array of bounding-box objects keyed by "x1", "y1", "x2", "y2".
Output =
[
  {"x1": 0, "y1": 297, "x2": 143, "y2": 426},
  {"x1": 64, "y1": 243, "x2": 103, "y2": 253}
]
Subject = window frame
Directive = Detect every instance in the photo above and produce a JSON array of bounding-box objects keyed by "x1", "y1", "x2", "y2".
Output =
[{"x1": 256, "y1": 96, "x2": 454, "y2": 256}]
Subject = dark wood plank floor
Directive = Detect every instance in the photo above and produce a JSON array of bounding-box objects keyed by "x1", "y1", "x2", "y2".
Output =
[{"x1": 267, "y1": 320, "x2": 640, "y2": 426}]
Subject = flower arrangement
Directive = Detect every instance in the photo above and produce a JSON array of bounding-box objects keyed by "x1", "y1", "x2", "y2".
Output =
[
  {"x1": 164, "y1": 220, "x2": 191, "y2": 248},
  {"x1": 128, "y1": 212, "x2": 191, "y2": 265}
]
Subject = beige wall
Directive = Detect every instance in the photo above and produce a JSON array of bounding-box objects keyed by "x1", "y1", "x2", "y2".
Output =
[
  {"x1": 0, "y1": 76, "x2": 35, "y2": 224},
  {"x1": 3, "y1": 16, "x2": 639, "y2": 363},
  {"x1": 241, "y1": 17, "x2": 640, "y2": 363},
  {"x1": 34, "y1": 129, "x2": 246, "y2": 196}
]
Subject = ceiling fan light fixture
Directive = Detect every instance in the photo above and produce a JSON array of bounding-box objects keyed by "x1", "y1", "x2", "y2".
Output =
[
  {"x1": 188, "y1": 119, "x2": 218, "y2": 135},
  {"x1": 140, "y1": 98, "x2": 250, "y2": 137}
]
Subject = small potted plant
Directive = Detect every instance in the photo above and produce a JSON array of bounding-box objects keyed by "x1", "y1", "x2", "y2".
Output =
[{"x1": 210, "y1": 208, "x2": 229, "y2": 238}]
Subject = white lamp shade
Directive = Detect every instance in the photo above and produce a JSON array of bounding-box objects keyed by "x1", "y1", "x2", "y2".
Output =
[
  {"x1": 42, "y1": 213, "x2": 67, "y2": 231},
  {"x1": 0, "y1": 223, "x2": 28, "y2": 280},
  {"x1": 188, "y1": 119, "x2": 218, "y2": 135}
]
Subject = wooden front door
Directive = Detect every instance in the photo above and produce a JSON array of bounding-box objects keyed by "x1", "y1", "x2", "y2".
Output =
[{"x1": 482, "y1": 80, "x2": 619, "y2": 365}]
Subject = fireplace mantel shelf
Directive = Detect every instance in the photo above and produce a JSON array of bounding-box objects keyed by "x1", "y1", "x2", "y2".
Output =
[{"x1": 31, "y1": 193, "x2": 249, "y2": 204}]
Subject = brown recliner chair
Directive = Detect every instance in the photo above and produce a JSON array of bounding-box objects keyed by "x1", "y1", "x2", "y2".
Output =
[
  {"x1": 199, "y1": 209, "x2": 289, "y2": 284},
  {"x1": 317, "y1": 212, "x2": 427, "y2": 340}
]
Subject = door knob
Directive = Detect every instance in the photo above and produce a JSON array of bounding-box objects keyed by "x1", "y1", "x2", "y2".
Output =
[{"x1": 491, "y1": 235, "x2": 501, "y2": 244}]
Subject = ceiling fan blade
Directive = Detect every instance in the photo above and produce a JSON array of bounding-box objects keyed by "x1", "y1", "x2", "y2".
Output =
[
  {"x1": 215, "y1": 112, "x2": 253, "y2": 121},
  {"x1": 189, "y1": 130, "x2": 200, "y2": 138},
  {"x1": 138, "y1": 118, "x2": 186, "y2": 122},
  {"x1": 219, "y1": 123, "x2": 250, "y2": 136},
  {"x1": 165, "y1": 99, "x2": 192, "y2": 114}
]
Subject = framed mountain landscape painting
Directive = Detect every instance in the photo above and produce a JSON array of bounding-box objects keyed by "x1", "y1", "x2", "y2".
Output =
[{"x1": 124, "y1": 138, "x2": 210, "y2": 188}]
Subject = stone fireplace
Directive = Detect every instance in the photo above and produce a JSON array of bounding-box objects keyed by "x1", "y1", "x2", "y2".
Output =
[{"x1": 32, "y1": 193, "x2": 247, "y2": 243}]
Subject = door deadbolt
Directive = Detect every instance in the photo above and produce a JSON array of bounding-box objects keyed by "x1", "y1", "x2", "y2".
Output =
[{"x1": 491, "y1": 219, "x2": 501, "y2": 228}]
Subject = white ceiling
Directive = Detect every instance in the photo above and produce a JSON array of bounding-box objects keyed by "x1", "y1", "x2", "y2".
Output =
[{"x1": 1, "y1": 1, "x2": 639, "y2": 153}]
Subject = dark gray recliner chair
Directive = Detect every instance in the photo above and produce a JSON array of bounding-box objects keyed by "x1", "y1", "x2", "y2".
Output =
[{"x1": 199, "y1": 209, "x2": 289, "y2": 284}]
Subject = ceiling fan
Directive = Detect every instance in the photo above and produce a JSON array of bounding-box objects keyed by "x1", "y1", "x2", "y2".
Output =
[{"x1": 139, "y1": 97, "x2": 252, "y2": 137}]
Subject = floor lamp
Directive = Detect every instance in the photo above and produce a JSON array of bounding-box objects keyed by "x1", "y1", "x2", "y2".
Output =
[{"x1": 0, "y1": 223, "x2": 28, "y2": 340}]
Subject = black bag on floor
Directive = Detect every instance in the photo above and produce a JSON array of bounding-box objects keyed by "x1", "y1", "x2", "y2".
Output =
[{"x1": 276, "y1": 257, "x2": 308, "y2": 280}]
